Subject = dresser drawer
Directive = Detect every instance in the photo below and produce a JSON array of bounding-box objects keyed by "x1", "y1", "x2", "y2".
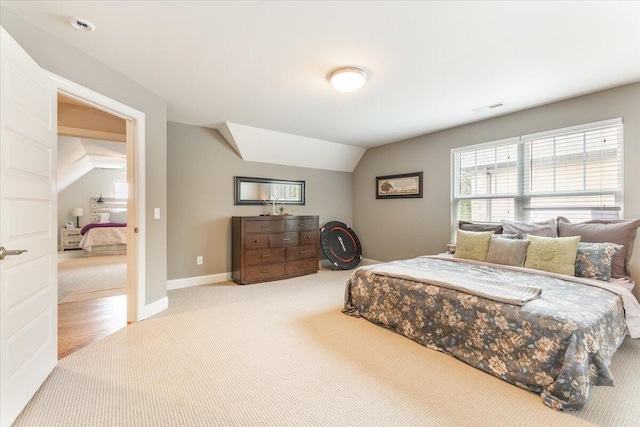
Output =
[
  {"x1": 245, "y1": 248, "x2": 285, "y2": 266},
  {"x1": 286, "y1": 245, "x2": 316, "y2": 261},
  {"x1": 245, "y1": 220, "x2": 285, "y2": 234},
  {"x1": 245, "y1": 234, "x2": 269, "y2": 250},
  {"x1": 286, "y1": 219, "x2": 317, "y2": 232},
  {"x1": 245, "y1": 263, "x2": 285, "y2": 282},
  {"x1": 269, "y1": 232, "x2": 299, "y2": 248},
  {"x1": 285, "y1": 259, "x2": 318, "y2": 275},
  {"x1": 300, "y1": 231, "x2": 317, "y2": 244}
]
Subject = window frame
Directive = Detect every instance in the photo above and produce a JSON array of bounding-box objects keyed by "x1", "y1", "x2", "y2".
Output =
[{"x1": 451, "y1": 118, "x2": 623, "y2": 233}]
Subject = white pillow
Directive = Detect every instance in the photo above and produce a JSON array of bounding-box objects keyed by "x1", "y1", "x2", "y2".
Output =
[
  {"x1": 109, "y1": 210, "x2": 127, "y2": 223},
  {"x1": 99, "y1": 213, "x2": 110, "y2": 223}
]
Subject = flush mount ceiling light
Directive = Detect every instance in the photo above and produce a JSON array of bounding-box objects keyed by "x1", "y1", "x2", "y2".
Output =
[
  {"x1": 329, "y1": 67, "x2": 367, "y2": 93},
  {"x1": 68, "y1": 17, "x2": 95, "y2": 32}
]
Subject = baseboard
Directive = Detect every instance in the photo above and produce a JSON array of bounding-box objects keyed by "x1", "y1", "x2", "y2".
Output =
[
  {"x1": 167, "y1": 272, "x2": 232, "y2": 290},
  {"x1": 144, "y1": 296, "x2": 168, "y2": 319},
  {"x1": 362, "y1": 258, "x2": 383, "y2": 265}
]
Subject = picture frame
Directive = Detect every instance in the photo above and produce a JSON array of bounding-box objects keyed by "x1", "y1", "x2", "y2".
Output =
[
  {"x1": 65, "y1": 221, "x2": 75, "y2": 229},
  {"x1": 376, "y1": 171, "x2": 423, "y2": 199}
]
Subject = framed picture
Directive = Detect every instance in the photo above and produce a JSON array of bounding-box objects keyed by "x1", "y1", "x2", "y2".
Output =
[
  {"x1": 376, "y1": 171, "x2": 423, "y2": 199},
  {"x1": 65, "y1": 221, "x2": 75, "y2": 229}
]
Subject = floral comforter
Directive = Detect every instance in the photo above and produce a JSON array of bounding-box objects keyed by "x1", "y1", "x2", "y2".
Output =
[{"x1": 343, "y1": 256, "x2": 629, "y2": 410}]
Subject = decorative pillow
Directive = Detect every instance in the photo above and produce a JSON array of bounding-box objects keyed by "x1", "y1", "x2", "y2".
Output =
[
  {"x1": 495, "y1": 233, "x2": 523, "y2": 240},
  {"x1": 99, "y1": 213, "x2": 110, "y2": 223},
  {"x1": 485, "y1": 236, "x2": 530, "y2": 267},
  {"x1": 502, "y1": 218, "x2": 558, "y2": 238},
  {"x1": 454, "y1": 229, "x2": 494, "y2": 262},
  {"x1": 558, "y1": 219, "x2": 640, "y2": 278},
  {"x1": 524, "y1": 235, "x2": 581, "y2": 275},
  {"x1": 575, "y1": 242, "x2": 623, "y2": 281},
  {"x1": 109, "y1": 210, "x2": 127, "y2": 223},
  {"x1": 458, "y1": 221, "x2": 503, "y2": 234}
]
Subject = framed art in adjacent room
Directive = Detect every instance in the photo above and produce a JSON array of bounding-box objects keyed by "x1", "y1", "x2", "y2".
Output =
[{"x1": 376, "y1": 171, "x2": 423, "y2": 199}]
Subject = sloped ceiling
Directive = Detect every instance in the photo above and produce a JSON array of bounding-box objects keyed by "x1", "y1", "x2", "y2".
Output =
[
  {"x1": 57, "y1": 136, "x2": 126, "y2": 192},
  {"x1": 218, "y1": 123, "x2": 366, "y2": 172}
]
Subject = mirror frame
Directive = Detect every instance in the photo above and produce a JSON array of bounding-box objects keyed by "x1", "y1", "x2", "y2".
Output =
[{"x1": 234, "y1": 176, "x2": 306, "y2": 206}]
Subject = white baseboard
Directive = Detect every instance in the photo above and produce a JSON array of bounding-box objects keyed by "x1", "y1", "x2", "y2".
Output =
[
  {"x1": 167, "y1": 272, "x2": 232, "y2": 290},
  {"x1": 144, "y1": 296, "x2": 168, "y2": 319},
  {"x1": 362, "y1": 258, "x2": 383, "y2": 265}
]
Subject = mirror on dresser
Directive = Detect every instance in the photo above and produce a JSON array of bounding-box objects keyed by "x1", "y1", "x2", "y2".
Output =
[{"x1": 234, "y1": 176, "x2": 305, "y2": 205}]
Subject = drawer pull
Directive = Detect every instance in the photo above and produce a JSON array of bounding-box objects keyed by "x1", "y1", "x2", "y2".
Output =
[
  {"x1": 261, "y1": 270, "x2": 270, "y2": 273},
  {"x1": 298, "y1": 264, "x2": 306, "y2": 268},
  {"x1": 306, "y1": 236, "x2": 311, "y2": 239},
  {"x1": 298, "y1": 250, "x2": 307, "y2": 254},
  {"x1": 254, "y1": 240, "x2": 259, "y2": 243},
  {"x1": 281, "y1": 238, "x2": 290, "y2": 241},
  {"x1": 261, "y1": 254, "x2": 271, "y2": 258}
]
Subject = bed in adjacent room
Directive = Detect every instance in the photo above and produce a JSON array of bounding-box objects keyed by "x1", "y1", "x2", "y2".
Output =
[
  {"x1": 79, "y1": 196, "x2": 128, "y2": 256},
  {"x1": 343, "y1": 219, "x2": 640, "y2": 411}
]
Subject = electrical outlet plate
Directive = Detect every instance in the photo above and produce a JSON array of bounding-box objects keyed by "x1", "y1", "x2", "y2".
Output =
[{"x1": 197, "y1": 256, "x2": 203, "y2": 265}]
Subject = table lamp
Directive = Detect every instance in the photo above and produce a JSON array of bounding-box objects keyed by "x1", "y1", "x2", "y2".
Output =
[{"x1": 72, "y1": 207, "x2": 83, "y2": 228}]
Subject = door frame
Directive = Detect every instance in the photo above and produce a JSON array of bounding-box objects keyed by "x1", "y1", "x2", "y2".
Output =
[{"x1": 49, "y1": 72, "x2": 146, "y2": 322}]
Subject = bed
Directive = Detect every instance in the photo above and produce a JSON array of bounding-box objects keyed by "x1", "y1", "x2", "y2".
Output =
[
  {"x1": 78, "y1": 196, "x2": 128, "y2": 256},
  {"x1": 343, "y1": 254, "x2": 640, "y2": 411}
]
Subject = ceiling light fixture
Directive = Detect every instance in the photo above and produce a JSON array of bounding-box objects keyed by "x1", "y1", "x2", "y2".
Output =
[
  {"x1": 68, "y1": 17, "x2": 95, "y2": 32},
  {"x1": 329, "y1": 67, "x2": 367, "y2": 93}
]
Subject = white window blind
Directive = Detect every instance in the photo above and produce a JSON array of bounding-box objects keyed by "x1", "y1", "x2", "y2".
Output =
[{"x1": 452, "y1": 118, "x2": 623, "y2": 226}]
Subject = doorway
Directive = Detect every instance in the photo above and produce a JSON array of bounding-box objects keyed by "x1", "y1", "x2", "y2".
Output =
[
  {"x1": 51, "y1": 71, "x2": 148, "y2": 342},
  {"x1": 56, "y1": 93, "x2": 129, "y2": 358}
]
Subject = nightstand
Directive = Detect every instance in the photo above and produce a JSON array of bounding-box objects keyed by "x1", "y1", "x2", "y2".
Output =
[{"x1": 60, "y1": 228, "x2": 82, "y2": 251}]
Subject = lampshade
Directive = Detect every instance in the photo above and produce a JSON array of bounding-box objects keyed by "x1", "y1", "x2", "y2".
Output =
[
  {"x1": 72, "y1": 208, "x2": 84, "y2": 217},
  {"x1": 329, "y1": 67, "x2": 367, "y2": 92}
]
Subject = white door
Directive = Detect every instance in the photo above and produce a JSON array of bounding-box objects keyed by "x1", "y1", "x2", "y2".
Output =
[{"x1": 0, "y1": 27, "x2": 58, "y2": 427}]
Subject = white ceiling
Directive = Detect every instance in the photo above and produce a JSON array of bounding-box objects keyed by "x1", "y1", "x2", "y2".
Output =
[
  {"x1": 57, "y1": 136, "x2": 126, "y2": 192},
  {"x1": 3, "y1": 1, "x2": 639, "y2": 148}
]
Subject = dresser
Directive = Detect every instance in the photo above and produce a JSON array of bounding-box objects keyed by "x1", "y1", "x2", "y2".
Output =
[
  {"x1": 60, "y1": 228, "x2": 82, "y2": 251},
  {"x1": 232, "y1": 215, "x2": 319, "y2": 285}
]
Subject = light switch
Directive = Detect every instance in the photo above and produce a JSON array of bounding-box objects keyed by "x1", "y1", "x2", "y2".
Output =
[{"x1": 154, "y1": 208, "x2": 160, "y2": 219}]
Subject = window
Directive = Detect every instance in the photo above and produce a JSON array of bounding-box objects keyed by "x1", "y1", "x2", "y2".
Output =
[
  {"x1": 114, "y1": 181, "x2": 128, "y2": 199},
  {"x1": 452, "y1": 118, "x2": 623, "y2": 226}
]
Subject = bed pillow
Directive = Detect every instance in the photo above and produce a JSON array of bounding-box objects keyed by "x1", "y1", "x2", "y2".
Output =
[
  {"x1": 109, "y1": 210, "x2": 127, "y2": 223},
  {"x1": 524, "y1": 235, "x2": 581, "y2": 275},
  {"x1": 454, "y1": 229, "x2": 494, "y2": 262},
  {"x1": 485, "y1": 235, "x2": 530, "y2": 267},
  {"x1": 575, "y1": 242, "x2": 623, "y2": 281},
  {"x1": 458, "y1": 221, "x2": 503, "y2": 234},
  {"x1": 99, "y1": 213, "x2": 110, "y2": 223},
  {"x1": 502, "y1": 218, "x2": 558, "y2": 238},
  {"x1": 558, "y1": 219, "x2": 640, "y2": 278}
]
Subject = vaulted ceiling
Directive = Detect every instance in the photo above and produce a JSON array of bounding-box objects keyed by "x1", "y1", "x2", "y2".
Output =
[{"x1": 3, "y1": 1, "x2": 639, "y2": 149}]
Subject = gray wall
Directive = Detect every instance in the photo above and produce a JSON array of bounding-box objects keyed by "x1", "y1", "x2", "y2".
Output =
[
  {"x1": 167, "y1": 122, "x2": 353, "y2": 280},
  {"x1": 2, "y1": 10, "x2": 168, "y2": 305},
  {"x1": 57, "y1": 168, "x2": 127, "y2": 231},
  {"x1": 353, "y1": 82, "x2": 640, "y2": 299}
]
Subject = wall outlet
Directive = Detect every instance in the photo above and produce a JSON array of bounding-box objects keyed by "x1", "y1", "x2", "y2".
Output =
[
  {"x1": 196, "y1": 256, "x2": 203, "y2": 265},
  {"x1": 154, "y1": 208, "x2": 160, "y2": 219}
]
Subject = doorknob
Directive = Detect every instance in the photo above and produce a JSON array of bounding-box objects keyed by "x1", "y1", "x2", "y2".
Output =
[{"x1": 0, "y1": 247, "x2": 28, "y2": 260}]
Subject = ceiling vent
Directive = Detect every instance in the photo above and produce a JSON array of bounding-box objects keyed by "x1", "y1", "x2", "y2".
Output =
[
  {"x1": 472, "y1": 102, "x2": 504, "y2": 113},
  {"x1": 68, "y1": 17, "x2": 95, "y2": 32}
]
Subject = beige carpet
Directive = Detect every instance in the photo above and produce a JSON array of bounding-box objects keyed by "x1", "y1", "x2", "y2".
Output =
[
  {"x1": 58, "y1": 253, "x2": 127, "y2": 303},
  {"x1": 14, "y1": 269, "x2": 640, "y2": 426}
]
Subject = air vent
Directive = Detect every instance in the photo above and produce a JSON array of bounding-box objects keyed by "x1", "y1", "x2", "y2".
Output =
[
  {"x1": 68, "y1": 17, "x2": 95, "y2": 32},
  {"x1": 473, "y1": 102, "x2": 505, "y2": 113}
]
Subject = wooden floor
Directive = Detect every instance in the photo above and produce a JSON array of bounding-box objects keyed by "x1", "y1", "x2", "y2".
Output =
[{"x1": 58, "y1": 295, "x2": 127, "y2": 359}]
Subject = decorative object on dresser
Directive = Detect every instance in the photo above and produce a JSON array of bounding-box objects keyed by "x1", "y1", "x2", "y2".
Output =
[
  {"x1": 60, "y1": 228, "x2": 82, "y2": 251},
  {"x1": 232, "y1": 216, "x2": 319, "y2": 285}
]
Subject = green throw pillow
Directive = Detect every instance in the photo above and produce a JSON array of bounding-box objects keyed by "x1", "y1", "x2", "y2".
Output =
[
  {"x1": 524, "y1": 235, "x2": 581, "y2": 275},
  {"x1": 454, "y1": 229, "x2": 494, "y2": 262}
]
